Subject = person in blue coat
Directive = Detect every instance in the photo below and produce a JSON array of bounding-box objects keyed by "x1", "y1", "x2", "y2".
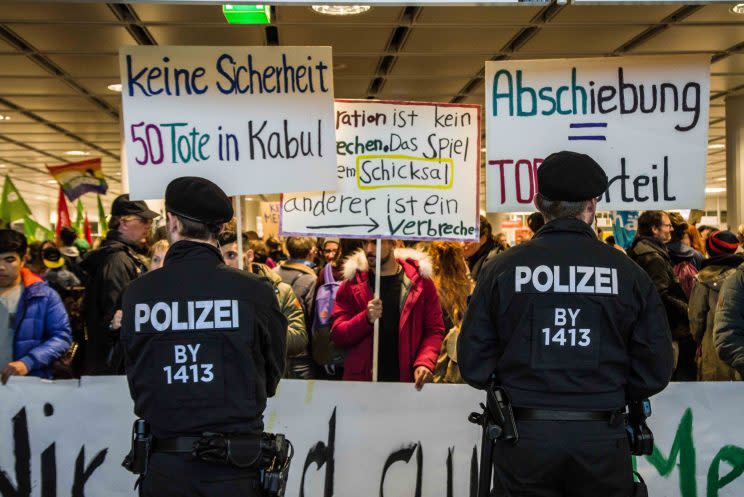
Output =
[{"x1": 0, "y1": 229, "x2": 71, "y2": 384}]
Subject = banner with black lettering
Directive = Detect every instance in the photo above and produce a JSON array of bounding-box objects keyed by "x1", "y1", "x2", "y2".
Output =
[{"x1": 1, "y1": 379, "x2": 742, "y2": 497}]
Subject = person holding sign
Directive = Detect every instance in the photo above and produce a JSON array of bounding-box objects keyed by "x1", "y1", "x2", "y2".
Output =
[
  {"x1": 330, "y1": 240, "x2": 444, "y2": 389},
  {"x1": 459, "y1": 151, "x2": 674, "y2": 497}
]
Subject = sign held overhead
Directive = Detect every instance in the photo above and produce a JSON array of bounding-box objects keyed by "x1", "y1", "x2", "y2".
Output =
[
  {"x1": 119, "y1": 45, "x2": 337, "y2": 200},
  {"x1": 485, "y1": 55, "x2": 710, "y2": 212},
  {"x1": 280, "y1": 100, "x2": 481, "y2": 241}
]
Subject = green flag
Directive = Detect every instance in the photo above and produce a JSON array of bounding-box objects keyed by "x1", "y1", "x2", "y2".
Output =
[
  {"x1": 23, "y1": 216, "x2": 55, "y2": 242},
  {"x1": 97, "y1": 195, "x2": 108, "y2": 236},
  {"x1": 0, "y1": 176, "x2": 31, "y2": 225},
  {"x1": 74, "y1": 199, "x2": 84, "y2": 233}
]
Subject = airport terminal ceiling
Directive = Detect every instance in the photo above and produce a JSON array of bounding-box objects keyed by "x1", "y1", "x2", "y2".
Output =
[{"x1": 0, "y1": 1, "x2": 741, "y2": 214}]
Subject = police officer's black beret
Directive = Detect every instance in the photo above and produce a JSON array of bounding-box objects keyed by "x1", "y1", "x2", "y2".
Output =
[
  {"x1": 537, "y1": 151, "x2": 608, "y2": 201},
  {"x1": 165, "y1": 177, "x2": 233, "y2": 225}
]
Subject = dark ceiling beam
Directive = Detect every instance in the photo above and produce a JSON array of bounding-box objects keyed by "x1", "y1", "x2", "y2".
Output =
[
  {"x1": 712, "y1": 40, "x2": 744, "y2": 64},
  {"x1": 0, "y1": 134, "x2": 67, "y2": 163},
  {"x1": 0, "y1": 25, "x2": 120, "y2": 120},
  {"x1": 450, "y1": 2, "x2": 565, "y2": 104},
  {"x1": 611, "y1": 5, "x2": 703, "y2": 55},
  {"x1": 265, "y1": 6, "x2": 279, "y2": 46},
  {"x1": 366, "y1": 6, "x2": 422, "y2": 99},
  {"x1": 107, "y1": 3, "x2": 157, "y2": 45},
  {"x1": 0, "y1": 156, "x2": 62, "y2": 187},
  {"x1": 0, "y1": 97, "x2": 121, "y2": 163},
  {"x1": 0, "y1": 132, "x2": 120, "y2": 185}
]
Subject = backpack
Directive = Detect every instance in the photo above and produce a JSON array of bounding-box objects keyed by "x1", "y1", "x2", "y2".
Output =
[
  {"x1": 311, "y1": 263, "x2": 344, "y2": 366},
  {"x1": 674, "y1": 261, "x2": 698, "y2": 299}
]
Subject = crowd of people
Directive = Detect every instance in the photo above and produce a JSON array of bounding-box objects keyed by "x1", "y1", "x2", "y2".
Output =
[{"x1": 3, "y1": 194, "x2": 744, "y2": 386}]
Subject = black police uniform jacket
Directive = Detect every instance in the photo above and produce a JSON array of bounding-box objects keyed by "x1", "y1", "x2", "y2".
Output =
[
  {"x1": 458, "y1": 218, "x2": 674, "y2": 410},
  {"x1": 121, "y1": 240, "x2": 287, "y2": 439}
]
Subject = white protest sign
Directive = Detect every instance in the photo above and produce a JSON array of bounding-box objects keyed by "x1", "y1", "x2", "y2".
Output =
[
  {"x1": 119, "y1": 46, "x2": 336, "y2": 200},
  {"x1": 280, "y1": 100, "x2": 481, "y2": 241},
  {"x1": 485, "y1": 55, "x2": 710, "y2": 212},
  {"x1": 2, "y1": 378, "x2": 744, "y2": 497}
]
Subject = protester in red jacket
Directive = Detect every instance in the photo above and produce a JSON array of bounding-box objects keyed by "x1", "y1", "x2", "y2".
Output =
[{"x1": 330, "y1": 241, "x2": 445, "y2": 388}]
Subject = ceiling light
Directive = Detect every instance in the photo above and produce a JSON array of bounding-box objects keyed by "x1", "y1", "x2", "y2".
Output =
[
  {"x1": 708, "y1": 143, "x2": 725, "y2": 149},
  {"x1": 107, "y1": 83, "x2": 122, "y2": 92},
  {"x1": 223, "y1": 4, "x2": 271, "y2": 24},
  {"x1": 244, "y1": 197, "x2": 254, "y2": 201},
  {"x1": 732, "y1": 3, "x2": 744, "y2": 14},
  {"x1": 65, "y1": 150, "x2": 90, "y2": 156},
  {"x1": 716, "y1": 177, "x2": 726, "y2": 181},
  {"x1": 46, "y1": 180, "x2": 57, "y2": 184},
  {"x1": 311, "y1": 5, "x2": 371, "y2": 15},
  {"x1": 705, "y1": 187, "x2": 726, "y2": 193},
  {"x1": 0, "y1": 164, "x2": 6, "y2": 169},
  {"x1": 0, "y1": 115, "x2": 10, "y2": 121}
]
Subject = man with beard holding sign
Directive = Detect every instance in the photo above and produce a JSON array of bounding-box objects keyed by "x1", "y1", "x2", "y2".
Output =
[{"x1": 459, "y1": 151, "x2": 674, "y2": 497}]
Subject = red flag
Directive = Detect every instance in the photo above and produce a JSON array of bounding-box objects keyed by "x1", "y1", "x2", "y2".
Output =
[
  {"x1": 55, "y1": 188, "x2": 72, "y2": 238},
  {"x1": 83, "y1": 211, "x2": 93, "y2": 245}
]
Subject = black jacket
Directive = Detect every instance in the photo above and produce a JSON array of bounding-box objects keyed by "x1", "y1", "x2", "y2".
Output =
[
  {"x1": 458, "y1": 218, "x2": 674, "y2": 410},
  {"x1": 714, "y1": 261, "x2": 744, "y2": 377},
  {"x1": 81, "y1": 231, "x2": 148, "y2": 374},
  {"x1": 467, "y1": 236, "x2": 504, "y2": 282},
  {"x1": 121, "y1": 240, "x2": 287, "y2": 439},
  {"x1": 666, "y1": 241, "x2": 705, "y2": 270},
  {"x1": 627, "y1": 236, "x2": 691, "y2": 340}
]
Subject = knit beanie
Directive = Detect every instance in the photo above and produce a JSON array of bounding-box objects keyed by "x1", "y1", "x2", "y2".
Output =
[{"x1": 707, "y1": 230, "x2": 739, "y2": 256}]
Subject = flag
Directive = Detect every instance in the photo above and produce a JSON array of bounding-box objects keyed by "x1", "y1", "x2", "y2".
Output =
[
  {"x1": 55, "y1": 188, "x2": 72, "y2": 238},
  {"x1": 83, "y1": 211, "x2": 93, "y2": 245},
  {"x1": 74, "y1": 199, "x2": 84, "y2": 233},
  {"x1": 97, "y1": 195, "x2": 108, "y2": 236},
  {"x1": 46, "y1": 158, "x2": 108, "y2": 202},
  {"x1": 23, "y1": 216, "x2": 54, "y2": 242},
  {"x1": 0, "y1": 176, "x2": 31, "y2": 225}
]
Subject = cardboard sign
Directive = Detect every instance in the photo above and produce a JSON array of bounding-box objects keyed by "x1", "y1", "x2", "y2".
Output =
[
  {"x1": 485, "y1": 55, "x2": 710, "y2": 212},
  {"x1": 260, "y1": 201, "x2": 280, "y2": 239},
  {"x1": 2, "y1": 378, "x2": 744, "y2": 497},
  {"x1": 280, "y1": 100, "x2": 481, "y2": 241},
  {"x1": 120, "y1": 46, "x2": 336, "y2": 200}
]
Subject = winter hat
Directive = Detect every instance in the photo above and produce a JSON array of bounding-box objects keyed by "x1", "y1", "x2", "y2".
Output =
[{"x1": 706, "y1": 230, "x2": 739, "y2": 256}]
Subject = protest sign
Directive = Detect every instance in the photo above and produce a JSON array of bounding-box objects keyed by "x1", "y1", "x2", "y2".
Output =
[
  {"x1": 485, "y1": 55, "x2": 710, "y2": 212},
  {"x1": 280, "y1": 100, "x2": 481, "y2": 241},
  {"x1": 119, "y1": 46, "x2": 336, "y2": 200},
  {"x1": 612, "y1": 210, "x2": 639, "y2": 249},
  {"x1": 1, "y1": 378, "x2": 743, "y2": 497},
  {"x1": 260, "y1": 201, "x2": 280, "y2": 238}
]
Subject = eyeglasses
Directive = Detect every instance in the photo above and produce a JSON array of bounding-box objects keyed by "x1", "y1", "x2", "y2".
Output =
[{"x1": 323, "y1": 248, "x2": 337, "y2": 254}]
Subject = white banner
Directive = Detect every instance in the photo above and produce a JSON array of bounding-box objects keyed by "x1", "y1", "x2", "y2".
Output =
[
  {"x1": 119, "y1": 46, "x2": 337, "y2": 200},
  {"x1": 1, "y1": 379, "x2": 743, "y2": 497},
  {"x1": 280, "y1": 100, "x2": 481, "y2": 241},
  {"x1": 485, "y1": 55, "x2": 710, "y2": 212}
]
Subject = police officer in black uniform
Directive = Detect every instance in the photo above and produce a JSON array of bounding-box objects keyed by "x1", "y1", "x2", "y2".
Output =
[
  {"x1": 121, "y1": 177, "x2": 287, "y2": 497},
  {"x1": 458, "y1": 151, "x2": 674, "y2": 497}
]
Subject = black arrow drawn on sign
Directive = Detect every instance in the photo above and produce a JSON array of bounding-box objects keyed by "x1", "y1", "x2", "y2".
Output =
[{"x1": 306, "y1": 217, "x2": 380, "y2": 233}]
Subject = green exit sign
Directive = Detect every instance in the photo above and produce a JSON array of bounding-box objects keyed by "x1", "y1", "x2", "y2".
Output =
[{"x1": 223, "y1": 5, "x2": 272, "y2": 25}]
